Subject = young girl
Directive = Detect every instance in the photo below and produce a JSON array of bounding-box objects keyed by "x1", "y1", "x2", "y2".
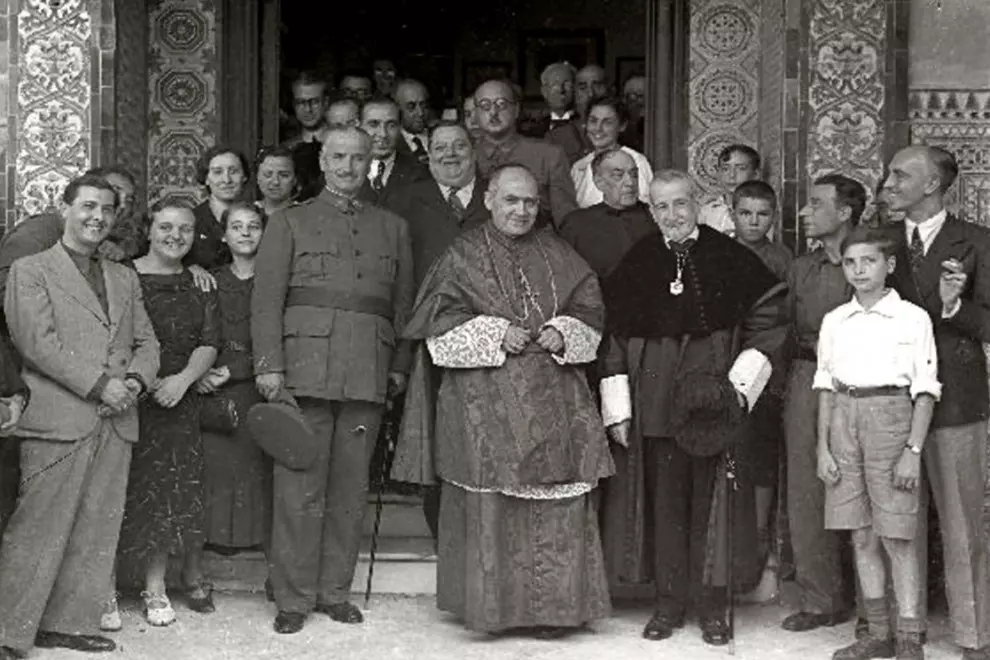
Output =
[
  {"x1": 118, "y1": 202, "x2": 220, "y2": 626},
  {"x1": 200, "y1": 203, "x2": 271, "y2": 556}
]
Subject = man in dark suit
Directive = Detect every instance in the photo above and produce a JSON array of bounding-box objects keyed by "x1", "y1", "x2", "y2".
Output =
[
  {"x1": 387, "y1": 120, "x2": 488, "y2": 545},
  {"x1": 359, "y1": 96, "x2": 429, "y2": 210},
  {"x1": 884, "y1": 145, "x2": 990, "y2": 660},
  {"x1": 394, "y1": 79, "x2": 432, "y2": 167}
]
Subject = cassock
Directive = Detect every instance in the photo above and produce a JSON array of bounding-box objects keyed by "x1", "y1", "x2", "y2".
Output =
[
  {"x1": 559, "y1": 202, "x2": 656, "y2": 279},
  {"x1": 392, "y1": 222, "x2": 614, "y2": 633},
  {"x1": 599, "y1": 224, "x2": 788, "y2": 619}
]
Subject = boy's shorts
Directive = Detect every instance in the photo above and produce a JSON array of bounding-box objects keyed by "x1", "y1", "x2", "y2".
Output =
[{"x1": 824, "y1": 390, "x2": 918, "y2": 540}]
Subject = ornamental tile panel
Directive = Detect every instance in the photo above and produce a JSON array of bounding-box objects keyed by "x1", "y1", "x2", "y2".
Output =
[
  {"x1": 688, "y1": 0, "x2": 761, "y2": 196},
  {"x1": 15, "y1": 0, "x2": 92, "y2": 217},
  {"x1": 146, "y1": 0, "x2": 218, "y2": 207},
  {"x1": 806, "y1": 0, "x2": 886, "y2": 194}
]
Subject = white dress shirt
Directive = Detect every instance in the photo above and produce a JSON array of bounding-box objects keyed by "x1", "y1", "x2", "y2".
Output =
[
  {"x1": 439, "y1": 178, "x2": 475, "y2": 209},
  {"x1": 402, "y1": 130, "x2": 429, "y2": 154},
  {"x1": 904, "y1": 209, "x2": 947, "y2": 255},
  {"x1": 813, "y1": 289, "x2": 941, "y2": 400},
  {"x1": 370, "y1": 153, "x2": 397, "y2": 187},
  {"x1": 570, "y1": 146, "x2": 653, "y2": 208}
]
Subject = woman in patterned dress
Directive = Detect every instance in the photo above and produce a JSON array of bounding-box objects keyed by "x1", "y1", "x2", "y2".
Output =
[
  {"x1": 118, "y1": 202, "x2": 221, "y2": 626},
  {"x1": 200, "y1": 203, "x2": 271, "y2": 554}
]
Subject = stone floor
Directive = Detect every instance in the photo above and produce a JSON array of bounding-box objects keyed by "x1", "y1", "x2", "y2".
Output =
[{"x1": 30, "y1": 590, "x2": 966, "y2": 660}]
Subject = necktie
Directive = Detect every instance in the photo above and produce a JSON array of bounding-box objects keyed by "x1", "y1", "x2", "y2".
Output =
[
  {"x1": 370, "y1": 161, "x2": 384, "y2": 191},
  {"x1": 447, "y1": 187, "x2": 466, "y2": 219},
  {"x1": 412, "y1": 137, "x2": 426, "y2": 156},
  {"x1": 909, "y1": 226, "x2": 925, "y2": 271}
]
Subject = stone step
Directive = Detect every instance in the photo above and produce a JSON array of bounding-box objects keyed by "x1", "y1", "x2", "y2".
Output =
[
  {"x1": 201, "y1": 535, "x2": 437, "y2": 596},
  {"x1": 361, "y1": 493, "x2": 432, "y2": 539}
]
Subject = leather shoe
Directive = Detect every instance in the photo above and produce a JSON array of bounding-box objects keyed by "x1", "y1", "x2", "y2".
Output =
[
  {"x1": 701, "y1": 617, "x2": 731, "y2": 646},
  {"x1": 315, "y1": 601, "x2": 364, "y2": 624},
  {"x1": 273, "y1": 611, "x2": 306, "y2": 635},
  {"x1": 35, "y1": 631, "x2": 116, "y2": 653},
  {"x1": 642, "y1": 611, "x2": 684, "y2": 641},
  {"x1": 856, "y1": 619, "x2": 926, "y2": 645},
  {"x1": 782, "y1": 610, "x2": 851, "y2": 632},
  {"x1": 0, "y1": 646, "x2": 25, "y2": 660}
]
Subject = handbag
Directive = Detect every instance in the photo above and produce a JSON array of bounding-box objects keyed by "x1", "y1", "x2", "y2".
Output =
[{"x1": 200, "y1": 393, "x2": 241, "y2": 434}]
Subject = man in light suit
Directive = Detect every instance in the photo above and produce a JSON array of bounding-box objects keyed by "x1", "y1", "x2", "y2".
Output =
[{"x1": 0, "y1": 174, "x2": 160, "y2": 658}]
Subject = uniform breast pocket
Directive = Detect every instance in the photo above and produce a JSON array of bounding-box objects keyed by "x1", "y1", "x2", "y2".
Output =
[
  {"x1": 378, "y1": 254, "x2": 397, "y2": 280},
  {"x1": 296, "y1": 242, "x2": 341, "y2": 278}
]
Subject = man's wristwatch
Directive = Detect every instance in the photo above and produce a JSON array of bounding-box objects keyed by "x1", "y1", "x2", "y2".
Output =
[{"x1": 905, "y1": 443, "x2": 922, "y2": 456}]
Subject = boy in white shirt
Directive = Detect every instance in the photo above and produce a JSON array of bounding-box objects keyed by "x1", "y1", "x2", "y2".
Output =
[{"x1": 815, "y1": 226, "x2": 940, "y2": 660}]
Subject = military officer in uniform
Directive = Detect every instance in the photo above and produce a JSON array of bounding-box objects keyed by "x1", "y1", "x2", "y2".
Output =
[{"x1": 251, "y1": 125, "x2": 414, "y2": 635}]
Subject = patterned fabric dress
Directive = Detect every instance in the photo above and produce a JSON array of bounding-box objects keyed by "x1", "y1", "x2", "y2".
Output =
[
  {"x1": 396, "y1": 224, "x2": 614, "y2": 632},
  {"x1": 119, "y1": 270, "x2": 220, "y2": 560},
  {"x1": 203, "y1": 267, "x2": 271, "y2": 550}
]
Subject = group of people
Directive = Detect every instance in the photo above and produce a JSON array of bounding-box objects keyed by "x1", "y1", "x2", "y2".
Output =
[{"x1": 0, "y1": 53, "x2": 984, "y2": 660}]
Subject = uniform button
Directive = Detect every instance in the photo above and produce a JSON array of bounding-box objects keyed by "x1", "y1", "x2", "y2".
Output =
[
  {"x1": 355, "y1": 250, "x2": 362, "y2": 256},
  {"x1": 352, "y1": 229, "x2": 359, "y2": 235},
  {"x1": 356, "y1": 273, "x2": 363, "y2": 279}
]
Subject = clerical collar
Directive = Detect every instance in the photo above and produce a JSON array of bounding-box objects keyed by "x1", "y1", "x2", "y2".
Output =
[{"x1": 663, "y1": 227, "x2": 700, "y2": 249}]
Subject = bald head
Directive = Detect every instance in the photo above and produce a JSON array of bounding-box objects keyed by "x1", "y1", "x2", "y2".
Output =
[
  {"x1": 395, "y1": 78, "x2": 430, "y2": 134},
  {"x1": 884, "y1": 145, "x2": 959, "y2": 219},
  {"x1": 486, "y1": 165, "x2": 539, "y2": 238}
]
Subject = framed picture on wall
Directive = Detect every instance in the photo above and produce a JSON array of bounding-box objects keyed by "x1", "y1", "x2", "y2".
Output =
[
  {"x1": 616, "y1": 56, "x2": 646, "y2": 87},
  {"x1": 462, "y1": 61, "x2": 513, "y2": 98},
  {"x1": 519, "y1": 29, "x2": 606, "y2": 97}
]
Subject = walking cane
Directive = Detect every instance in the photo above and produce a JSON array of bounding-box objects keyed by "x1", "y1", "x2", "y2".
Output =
[
  {"x1": 726, "y1": 450, "x2": 738, "y2": 656},
  {"x1": 364, "y1": 384, "x2": 400, "y2": 607}
]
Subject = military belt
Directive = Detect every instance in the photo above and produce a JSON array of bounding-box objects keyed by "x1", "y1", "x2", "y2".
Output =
[{"x1": 286, "y1": 287, "x2": 393, "y2": 321}]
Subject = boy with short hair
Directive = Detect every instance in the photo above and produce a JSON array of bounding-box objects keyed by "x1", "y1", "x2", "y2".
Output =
[
  {"x1": 731, "y1": 180, "x2": 793, "y2": 603},
  {"x1": 699, "y1": 144, "x2": 762, "y2": 236},
  {"x1": 815, "y1": 226, "x2": 939, "y2": 660}
]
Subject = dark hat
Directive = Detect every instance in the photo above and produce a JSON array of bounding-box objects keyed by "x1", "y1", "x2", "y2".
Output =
[{"x1": 247, "y1": 393, "x2": 319, "y2": 471}]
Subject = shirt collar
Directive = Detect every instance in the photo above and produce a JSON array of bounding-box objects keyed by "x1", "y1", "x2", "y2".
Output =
[
  {"x1": 663, "y1": 226, "x2": 700, "y2": 248},
  {"x1": 550, "y1": 111, "x2": 574, "y2": 121},
  {"x1": 905, "y1": 208, "x2": 947, "y2": 235},
  {"x1": 440, "y1": 177, "x2": 475, "y2": 200},
  {"x1": 839, "y1": 288, "x2": 902, "y2": 319},
  {"x1": 61, "y1": 241, "x2": 98, "y2": 262},
  {"x1": 403, "y1": 129, "x2": 428, "y2": 145}
]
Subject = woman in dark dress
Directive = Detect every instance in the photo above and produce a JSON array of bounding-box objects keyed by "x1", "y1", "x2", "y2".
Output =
[
  {"x1": 198, "y1": 203, "x2": 270, "y2": 553},
  {"x1": 118, "y1": 202, "x2": 220, "y2": 627},
  {"x1": 187, "y1": 146, "x2": 251, "y2": 287}
]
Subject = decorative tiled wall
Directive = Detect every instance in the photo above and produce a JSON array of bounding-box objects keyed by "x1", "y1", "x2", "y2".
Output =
[
  {"x1": 4, "y1": 0, "x2": 115, "y2": 227},
  {"x1": 146, "y1": 0, "x2": 220, "y2": 208},
  {"x1": 909, "y1": 89, "x2": 990, "y2": 227},
  {"x1": 687, "y1": 0, "x2": 762, "y2": 196},
  {"x1": 805, "y1": 0, "x2": 887, "y2": 192}
]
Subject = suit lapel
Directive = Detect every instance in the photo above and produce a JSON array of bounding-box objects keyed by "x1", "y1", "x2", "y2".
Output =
[
  {"x1": 104, "y1": 264, "x2": 127, "y2": 335},
  {"x1": 50, "y1": 246, "x2": 109, "y2": 325}
]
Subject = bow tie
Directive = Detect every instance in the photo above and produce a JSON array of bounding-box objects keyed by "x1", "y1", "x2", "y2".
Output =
[{"x1": 669, "y1": 238, "x2": 696, "y2": 255}]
